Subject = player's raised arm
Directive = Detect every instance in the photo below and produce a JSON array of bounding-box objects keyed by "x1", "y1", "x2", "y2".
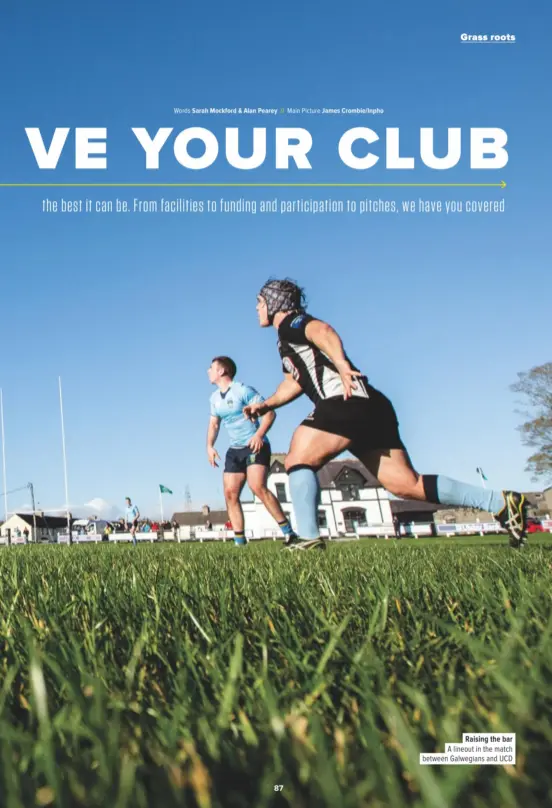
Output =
[
  {"x1": 244, "y1": 374, "x2": 303, "y2": 420},
  {"x1": 206, "y1": 414, "x2": 221, "y2": 467},
  {"x1": 305, "y1": 319, "x2": 363, "y2": 399}
]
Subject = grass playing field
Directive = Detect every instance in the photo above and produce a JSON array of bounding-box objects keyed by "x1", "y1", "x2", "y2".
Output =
[{"x1": 1, "y1": 535, "x2": 551, "y2": 808}]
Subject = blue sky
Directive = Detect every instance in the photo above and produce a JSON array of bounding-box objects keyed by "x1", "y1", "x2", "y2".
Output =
[{"x1": 0, "y1": 1, "x2": 550, "y2": 519}]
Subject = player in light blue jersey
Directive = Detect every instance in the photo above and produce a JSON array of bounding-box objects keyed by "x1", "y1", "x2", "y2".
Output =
[
  {"x1": 207, "y1": 355, "x2": 297, "y2": 546},
  {"x1": 125, "y1": 496, "x2": 140, "y2": 547}
]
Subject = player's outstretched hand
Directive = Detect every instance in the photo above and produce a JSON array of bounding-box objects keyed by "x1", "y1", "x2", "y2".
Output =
[
  {"x1": 207, "y1": 447, "x2": 220, "y2": 467},
  {"x1": 243, "y1": 403, "x2": 265, "y2": 421},
  {"x1": 247, "y1": 433, "x2": 264, "y2": 453},
  {"x1": 335, "y1": 360, "x2": 363, "y2": 399}
]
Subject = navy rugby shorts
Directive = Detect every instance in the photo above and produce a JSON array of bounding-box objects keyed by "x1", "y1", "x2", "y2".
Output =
[{"x1": 224, "y1": 442, "x2": 271, "y2": 473}]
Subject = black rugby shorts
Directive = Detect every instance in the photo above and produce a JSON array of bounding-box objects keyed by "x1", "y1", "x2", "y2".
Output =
[{"x1": 301, "y1": 387, "x2": 404, "y2": 452}]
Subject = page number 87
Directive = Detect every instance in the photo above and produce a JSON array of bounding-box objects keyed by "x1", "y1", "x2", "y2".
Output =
[{"x1": 274, "y1": 785, "x2": 284, "y2": 791}]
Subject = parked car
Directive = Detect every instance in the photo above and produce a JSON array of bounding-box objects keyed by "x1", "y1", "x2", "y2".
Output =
[{"x1": 526, "y1": 517, "x2": 544, "y2": 534}]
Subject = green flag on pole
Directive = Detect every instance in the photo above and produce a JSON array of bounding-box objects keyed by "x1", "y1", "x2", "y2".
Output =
[{"x1": 159, "y1": 485, "x2": 173, "y2": 494}]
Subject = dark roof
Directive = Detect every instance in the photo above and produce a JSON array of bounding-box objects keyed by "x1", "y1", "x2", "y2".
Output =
[
  {"x1": 270, "y1": 459, "x2": 286, "y2": 473},
  {"x1": 172, "y1": 510, "x2": 229, "y2": 526},
  {"x1": 317, "y1": 459, "x2": 379, "y2": 488},
  {"x1": 15, "y1": 513, "x2": 69, "y2": 529},
  {"x1": 390, "y1": 500, "x2": 440, "y2": 515}
]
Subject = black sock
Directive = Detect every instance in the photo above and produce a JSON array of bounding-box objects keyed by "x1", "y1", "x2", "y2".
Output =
[{"x1": 422, "y1": 475, "x2": 440, "y2": 504}]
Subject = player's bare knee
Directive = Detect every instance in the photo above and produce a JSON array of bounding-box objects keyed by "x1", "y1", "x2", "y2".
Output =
[{"x1": 224, "y1": 489, "x2": 240, "y2": 504}]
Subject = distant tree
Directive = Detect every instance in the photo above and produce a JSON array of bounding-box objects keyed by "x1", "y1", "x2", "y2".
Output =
[{"x1": 511, "y1": 362, "x2": 552, "y2": 483}]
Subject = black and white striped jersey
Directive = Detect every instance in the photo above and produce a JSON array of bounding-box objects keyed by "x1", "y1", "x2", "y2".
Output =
[{"x1": 277, "y1": 312, "x2": 370, "y2": 405}]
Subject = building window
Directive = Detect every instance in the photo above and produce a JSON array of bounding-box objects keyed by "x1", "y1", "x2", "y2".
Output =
[
  {"x1": 275, "y1": 483, "x2": 287, "y2": 503},
  {"x1": 318, "y1": 510, "x2": 328, "y2": 529},
  {"x1": 335, "y1": 467, "x2": 366, "y2": 502},
  {"x1": 339, "y1": 484, "x2": 361, "y2": 501},
  {"x1": 343, "y1": 508, "x2": 367, "y2": 532}
]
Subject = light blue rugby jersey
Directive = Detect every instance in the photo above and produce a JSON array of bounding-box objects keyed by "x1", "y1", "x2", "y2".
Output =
[
  {"x1": 209, "y1": 381, "x2": 268, "y2": 448},
  {"x1": 125, "y1": 504, "x2": 139, "y2": 522}
]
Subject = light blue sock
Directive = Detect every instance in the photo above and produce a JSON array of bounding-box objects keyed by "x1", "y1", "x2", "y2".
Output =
[
  {"x1": 288, "y1": 467, "x2": 320, "y2": 539},
  {"x1": 435, "y1": 476, "x2": 505, "y2": 514}
]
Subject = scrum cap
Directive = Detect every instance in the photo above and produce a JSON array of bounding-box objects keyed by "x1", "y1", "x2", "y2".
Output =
[{"x1": 258, "y1": 278, "x2": 306, "y2": 322}]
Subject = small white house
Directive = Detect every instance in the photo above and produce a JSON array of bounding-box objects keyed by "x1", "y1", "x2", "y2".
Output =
[{"x1": 0, "y1": 513, "x2": 70, "y2": 544}]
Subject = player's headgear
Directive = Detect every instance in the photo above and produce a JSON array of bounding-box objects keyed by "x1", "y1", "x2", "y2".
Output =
[{"x1": 258, "y1": 278, "x2": 306, "y2": 323}]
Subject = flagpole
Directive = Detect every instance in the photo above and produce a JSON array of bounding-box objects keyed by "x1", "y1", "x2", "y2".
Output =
[
  {"x1": 58, "y1": 377, "x2": 72, "y2": 544},
  {"x1": 477, "y1": 467, "x2": 487, "y2": 489},
  {"x1": 1, "y1": 389, "x2": 7, "y2": 522},
  {"x1": 159, "y1": 488, "x2": 164, "y2": 523}
]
